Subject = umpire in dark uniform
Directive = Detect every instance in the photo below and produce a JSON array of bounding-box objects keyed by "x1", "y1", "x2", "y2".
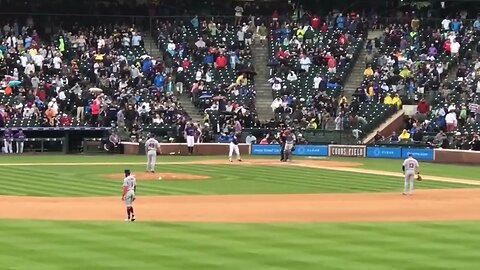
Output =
[{"x1": 279, "y1": 129, "x2": 287, "y2": 162}]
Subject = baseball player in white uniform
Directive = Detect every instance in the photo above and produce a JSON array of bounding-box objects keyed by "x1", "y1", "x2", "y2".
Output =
[
  {"x1": 402, "y1": 154, "x2": 419, "y2": 195},
  {"x1": 145, "y1": 134, "x2": 160, "y2": 173},
  {"x1": 228, "y1": 133, "x2": 242, "y2": 162},
  {"x1": 122, "y1": 169, "x2": 137, "y2": 221},
  {"x1": 184, "y1": 122, "x2": 197, "y2": 155}
]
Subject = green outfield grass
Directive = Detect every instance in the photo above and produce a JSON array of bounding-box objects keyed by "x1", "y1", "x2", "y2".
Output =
[
  {"x1": 0, "y1": 220, "x2": 479, "y2": 270},
  {"x1": 1, "y1": 154, "x2": 478, "y2": 270},
  {"x1": 0, "y1": 155, "x2": 472, "y2": 196},
  {"x1": 0, "y1": 154, "x2": 478, "y2": 180}
]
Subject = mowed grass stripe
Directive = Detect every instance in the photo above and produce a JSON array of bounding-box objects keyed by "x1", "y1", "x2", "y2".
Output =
[
  {"x1": 2, "y1": 169, "x2": 117, "y2": 196},
  {"x1": 0, "y1": 163, "x2": 472, "y2": 197},
  {"x1": 239, "y1": 166, "x2": 466, "y2": 193},
  {"x1": 209, "y1": 165, "x2": 394, "y2": 192},
  {"x1": 1, "y1": 220, "x2": 480, "y2": 269},
  {"x1": 3, "y1": 166, "x2": 204, "y2": 196},
  {"x1": 1, "y1": 154, "x2": 480, "y2": 181}
]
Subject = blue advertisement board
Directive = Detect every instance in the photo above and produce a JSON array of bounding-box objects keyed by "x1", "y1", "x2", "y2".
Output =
[
  {"x1": 251, "y1": 145, "x2": 281, "y2": 155},
  {"x1": 366, "y1": 147, "x2": 402, "y2": 158},
  {"x1": 401, "y1": 148, "x2": 434, "y2": 160},
  {"x1": 294, "y1": 145, "x2": 328, "y2": 156},
  {"x1": 251, "y1": 145, "x2": 328, "y2": 156}
]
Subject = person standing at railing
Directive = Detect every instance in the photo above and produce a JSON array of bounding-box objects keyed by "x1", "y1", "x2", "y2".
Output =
[
  {"x1": 3, "y1": 128, "x2": 13, "y2": 154},
  {"x1": 234, "y1": 5, "x2": 244, "y2": 26},
  {"x1": 14, "y1": 129, "x2": 25, "y2": 154}
]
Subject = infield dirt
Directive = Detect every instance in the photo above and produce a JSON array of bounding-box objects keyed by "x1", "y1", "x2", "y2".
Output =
[{"x1": 1, "y1": 189, "x2": 480, "y2": 223}]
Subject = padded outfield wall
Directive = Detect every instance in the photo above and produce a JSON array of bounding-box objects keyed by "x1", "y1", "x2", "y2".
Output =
[{"x1": 120, "y1": 142, "x2": 480, "y2": 165}]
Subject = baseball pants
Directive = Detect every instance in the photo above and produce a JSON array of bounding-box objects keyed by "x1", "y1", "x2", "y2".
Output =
[
  {"x1": 284, "y1": 143, "x2": 294, "y2": 160},
  {"x1": 147, "y1": 150, "x2": 157, "y2": 172},
  {"x1": 404, "y1": 172, "x2": 415, "y2": 194},
  {"x1": 280, "y1": 143, "x2": 285, "y2": 161},
  {"x1": 186, "y1": 136, "x2": 195, "y2": 147},
  {"x1": 16, "y1": 141, "x2": 24, "y2": 153},
  {"x1": 3, "y1": 140, "x2": 12, "y2": 153},
  {"x1": 229, "y1": 143, "x2": 241, "y2": 160},
  {"x1": 124, "y1": 190, "x2": 135, "y2": 207}
]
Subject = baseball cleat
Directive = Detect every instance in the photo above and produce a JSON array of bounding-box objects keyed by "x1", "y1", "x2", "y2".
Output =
[
  {"x1": 402, "y1": 192, "x2": 407, "y2": 195},
  {"x1": 238, "y1": 159, "x2": 242, "y2": 162},
  {"x1": 131, "y1": 216, "x2": 136, "y2": 222}
]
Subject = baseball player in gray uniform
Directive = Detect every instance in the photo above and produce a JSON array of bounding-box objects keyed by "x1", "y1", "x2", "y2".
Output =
[
  {"x1": 402, "y1": 154, "x2": 419, "y2": 195},
  {"x1": 283, "y1": 129, "x2": 296, "y2": 161},
  {"x1": 122, "y1": 169, "x2": 137, "y2": 221},
  {"x1": 145, "y1": 135, "x2": 161, "y2": 173}
]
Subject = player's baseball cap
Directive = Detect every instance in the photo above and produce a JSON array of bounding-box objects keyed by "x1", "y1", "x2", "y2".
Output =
[{"x1": 124, "y1": 169, "x2": 131, "y2": 175}]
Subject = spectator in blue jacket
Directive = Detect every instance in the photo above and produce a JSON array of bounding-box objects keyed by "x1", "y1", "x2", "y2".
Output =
[
  {"x1": 336, "y1": 14, "x2": 345, "y2": 29},
  {"x1": 154, "y1": 73, "x2": 165, "y2": 90},
  {"x1": 474, "y1": 18, "x2": 480, "y2": 31},
  {"x1": 451, "y1": 19, "x2": 461, "y2": 32},
  {"x1": 203, "y1": 52, "x2": 214, "y2": 66},
  {"x1": 142, "y1": 57, "x2": 153, "y2": 77}
]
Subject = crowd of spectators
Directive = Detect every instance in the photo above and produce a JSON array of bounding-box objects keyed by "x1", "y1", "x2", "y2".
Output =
[
  {"x1": 354, "y1": 11, "x2": 480, "y2": 150},
  {"x1": 266, "y1": 10, "x2": 367, "y2": 130},
  {"x1": 0, "y1": 18, "x2": 193, "y2": 143},
  {"x1": 153, "y1": 15, "x2": 258, "y2": 134}
]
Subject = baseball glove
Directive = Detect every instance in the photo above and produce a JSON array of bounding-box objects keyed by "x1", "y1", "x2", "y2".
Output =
[{"x1": 416, "y1": 173, "x2": 422, "y2": 181}]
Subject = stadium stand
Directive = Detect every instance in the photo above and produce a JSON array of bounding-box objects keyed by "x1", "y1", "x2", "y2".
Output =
[
  {"x1": 368, "y1": 14, "x2": 480, "y2": 150},
  {"x1": 0, "y1": 19, "x2": 191, "y2": 143},
  {"x1": 266, "y1": 12, "x2": 367, "y2": 131}
]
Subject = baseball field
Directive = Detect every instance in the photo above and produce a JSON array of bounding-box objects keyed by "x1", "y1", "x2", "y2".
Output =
[{"x1": 1, "y1": 155, "x2": 480, "y2": 269}]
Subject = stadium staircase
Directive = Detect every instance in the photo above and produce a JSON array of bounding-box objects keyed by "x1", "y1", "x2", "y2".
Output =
[
  {"x1": 142, "y1": 35, "x2": 162, "y2": 59},
  {"x1": 343, "y1": 30, "x2": 384, "y2": 99},
  {"x1": 142, "y1": 33, "x2": 203, "y2": 123},
  {"x1": 362, "y1": 109, "x2": 405, "y2": 144},
  {"x1": 177, "y1": 94, "x2": 204, "y2": 123},
  {"x1": 252, "y1": 42, "x2": 274, "y2": 122},
  {"x1": 342, "y1": 47, "x2": 367, "y2": 99}
]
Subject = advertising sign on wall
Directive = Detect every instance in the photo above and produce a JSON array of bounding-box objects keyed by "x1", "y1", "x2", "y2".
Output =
[
  {"x1": 401, "y1": 148, "x2": 434, "y2": 160},
  {"x1": 328, "y1": 145, "x2": 366, "y2": 157},
  {"x1": 366, "y1": 147, "x2": 402, "y2": 158},
  {"x1": 251, "y1": 145, "x2": 328, "y2": 156}
]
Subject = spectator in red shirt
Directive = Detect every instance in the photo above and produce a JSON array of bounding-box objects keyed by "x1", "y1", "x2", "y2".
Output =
[
  {"x1": 311, "y1": 15, "x2": 320, "y2": 29},
  {"x1": 443, "y1": 39, "x2": 451, "y2": 55},
  {"x1": 272, "y1": 10, "x2": 279, "y2": 22},
  {"x1": 417, "y1": 98, "x2": 429, "y2": 114},
  {"x1": 36, "y1": 88, "x2": 46, "y2": 101},
  {"x1": 320, "y1": 23, "x2": 328, "y2": 33},
  {"x1": 326, "y1": 54, "x2": 337, "y2": 74},
  {"x1": 416, "y1": 98, "x2": 429, "y2": 122},
  {"x1": 276, "y1": 48, "x2": 288, "y2": 59},
  {"x1": 181, "y1": 58, "x2": 190, "y2": 68},
  {"x1": 154, "y1": 60, "x2": 164, "y2": 73},
  {"x1": 338, "y1": 34, "x2": 346, "y2": 45},
  {"x1": 215, "y1": 54, "x2": 227, "y2": 68},
  {"x1": 59, "y1": 113, "x2": 71, "y2": 125},
  {"x1": 90, "y1": 99, "x2": 99, "y2": 126}
]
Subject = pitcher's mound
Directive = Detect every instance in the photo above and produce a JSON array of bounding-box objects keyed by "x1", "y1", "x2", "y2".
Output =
[{"x1": 102, "y1": 172, "x2": 210, "y2": 181}]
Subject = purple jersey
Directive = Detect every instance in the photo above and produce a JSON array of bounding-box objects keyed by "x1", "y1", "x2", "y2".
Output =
[
  {"x1": 4, "y1": 129, "x2": 13, "y2": 138},
  {"x1": 185, "y1": 126, "x2": 196, "y2": 136},
  {"x1": 231, "y1": 135, "x2": 239, "y2": 145}
]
